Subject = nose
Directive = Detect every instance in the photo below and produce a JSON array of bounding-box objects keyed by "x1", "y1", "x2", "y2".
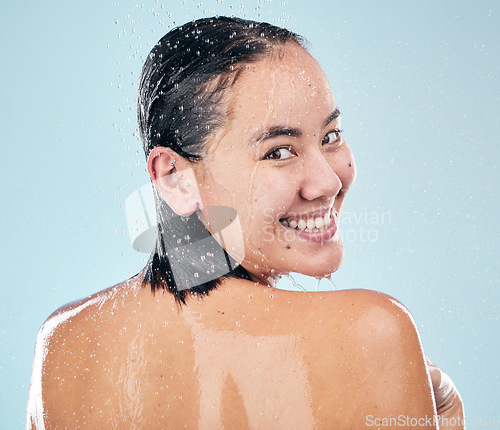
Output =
[{"x1": 299, "y1": 150, "x2": 342, "y2": 201}]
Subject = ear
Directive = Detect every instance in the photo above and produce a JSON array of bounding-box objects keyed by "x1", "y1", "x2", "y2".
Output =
[{"x1": 147, "y1": 147, "x2": 201, "y2": 217}]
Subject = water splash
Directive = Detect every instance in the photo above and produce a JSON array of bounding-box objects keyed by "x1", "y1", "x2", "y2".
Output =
[
  {"x1": 284, "y1": 274, "x2": 307, "y2": 292},
  {"x1": 326, "y1": 277, "x2": 337, "y2": 291},
  {"x1": 279, "y1": 274, "x2": 338, "y2": 292},
  {"x1": 314, "y1": 276, "x2": 338, "y2": 291}
]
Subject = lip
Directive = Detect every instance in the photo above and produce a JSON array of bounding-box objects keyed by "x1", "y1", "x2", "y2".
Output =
[
  {"x1": 279, "y1": 207, "x2": 338, "y2": 243},
  {"x1": 280, "y1": 207, "x2": 332, "y2": 222}
]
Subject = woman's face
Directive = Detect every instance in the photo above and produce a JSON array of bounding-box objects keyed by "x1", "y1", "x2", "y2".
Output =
[{"x1": 194, "y1": 44, "x2": 356, "y2": 284}]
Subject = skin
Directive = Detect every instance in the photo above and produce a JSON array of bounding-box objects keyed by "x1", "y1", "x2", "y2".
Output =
[
  {"x1": 427, "y1": 358, "x2": 465, "y2": 429},
  {"x1": 29, "y1": 277, "x2": 437, "y2": 429},
  {"x1": 27, "y1": 44, "x2": 456, "y2": 429}
]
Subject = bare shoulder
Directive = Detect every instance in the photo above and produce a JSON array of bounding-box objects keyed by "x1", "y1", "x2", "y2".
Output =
[
  {"x1": 332, "y1": 288, "x2": 422, "y2": 339},
  {"x1": 26, "y1": 275, "x2": 150, "y2": 429},
  {"x1": 275, "y1": 287, "x2": 426, "y2": 341},
  {"x1": 222, "y1": 278, "x2": 425, "y2": 344},
  {"x1": 216, "y1": 281, "x2": 437, "y2": 427},
  {"x1": 316, "y1": 289, "x2": 437, "y2": 426},
  {"x1": 329, "y1": 289, "x2": 429, "y2": 371},
  {"x1": 35, "y1": 276, "x2": 142, "y2": 355}
]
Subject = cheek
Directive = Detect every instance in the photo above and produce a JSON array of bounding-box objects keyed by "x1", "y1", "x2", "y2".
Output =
[
  {"x1": 240, "y1": 177, "x2": 293, "y2": 241},
  {"x1": 200, "y1": 168, "x2": 249, "y2": 207},
  {"x1": 251, "y1": 174, "x2": 296, "y2": 213}
]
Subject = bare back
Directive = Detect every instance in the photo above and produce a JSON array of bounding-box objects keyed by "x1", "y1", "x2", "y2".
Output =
[{"x1": 27, "y1": 274, "x2": 437, "y2": 429}]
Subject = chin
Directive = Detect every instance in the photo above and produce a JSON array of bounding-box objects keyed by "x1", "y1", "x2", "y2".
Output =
[
  {"x1": 299, "y1": 256, "x2": 343, "y2": 278},
  {"x1": 240, "y1": 238, "x2": 345, "y2": 282},
  {"x1": 289, "y1": 242, "x2": 345, "y2": 278}
]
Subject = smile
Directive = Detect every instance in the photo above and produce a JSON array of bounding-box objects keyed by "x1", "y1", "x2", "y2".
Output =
[
  {"x1": 279, "y1": 210, "x2": 338, "y2": 242},
  {"x1": 279, "y1": 211, "x2": 331, "y2": 232}
]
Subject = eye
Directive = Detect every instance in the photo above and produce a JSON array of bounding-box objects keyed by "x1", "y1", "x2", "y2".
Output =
[
  {"x1": 322, "y1": 129, "x2": 343, "y2": 146},
  {"x1": 264, "y1": 146, "x2": 297, "y2": 161}
]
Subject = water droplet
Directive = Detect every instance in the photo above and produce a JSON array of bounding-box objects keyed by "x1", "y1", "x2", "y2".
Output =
[
  {"x1": 327, "y1": 277, "x2": 337, "y2": 290},
  {"x1": 285, "y1": 274, "x2": 306, "y2": 291}
]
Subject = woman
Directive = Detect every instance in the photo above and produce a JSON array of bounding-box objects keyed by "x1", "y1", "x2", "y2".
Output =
[{"x1": 27, "y1": 17, "x2": 463, "y2": 429}]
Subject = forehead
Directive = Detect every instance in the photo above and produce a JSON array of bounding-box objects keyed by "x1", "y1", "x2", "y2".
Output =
[{"x1": 227, "y1": 45, "x2": 336, "y2": 129}]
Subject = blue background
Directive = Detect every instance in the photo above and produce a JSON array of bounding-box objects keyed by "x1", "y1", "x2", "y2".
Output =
[{"x1": 1, "y1": 0, "x2": 498, "y2": 428}]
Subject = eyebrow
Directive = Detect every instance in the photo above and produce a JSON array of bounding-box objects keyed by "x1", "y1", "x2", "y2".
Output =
[
  {"x1": 323, "y1": 108, "x2": 341, "y2": 129},
  {"x1": 252, "y1": 108, "x2": 341, "y2": 144},
  {"x1": 254, "y1": 126, "x2": 302, "y2": 144}
]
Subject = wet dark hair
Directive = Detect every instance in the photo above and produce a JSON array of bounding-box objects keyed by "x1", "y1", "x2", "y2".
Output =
[{"x1": 137, "y1": 16, "x2": 303, "y2": 304}]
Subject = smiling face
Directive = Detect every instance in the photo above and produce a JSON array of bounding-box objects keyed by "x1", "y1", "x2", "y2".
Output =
[{"x1": 193, "y1": 43, "x2": 356, "y2": 284}]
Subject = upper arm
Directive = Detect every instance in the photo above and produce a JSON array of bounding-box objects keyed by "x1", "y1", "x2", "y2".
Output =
[{"x1": 347, "y1": 291, "x2": 437, "y2": 428}]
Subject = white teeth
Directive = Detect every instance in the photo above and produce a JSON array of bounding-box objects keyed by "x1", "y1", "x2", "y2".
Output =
[
  {"x1": 297, "y1": 219, "x2": 307, "y2": 231},
  {"x1": 280, "y1": 211, "x2": 334, "y2": 233},
  {"x1": 314, "y1": 217, "x2": 324, "y2": 229}
]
